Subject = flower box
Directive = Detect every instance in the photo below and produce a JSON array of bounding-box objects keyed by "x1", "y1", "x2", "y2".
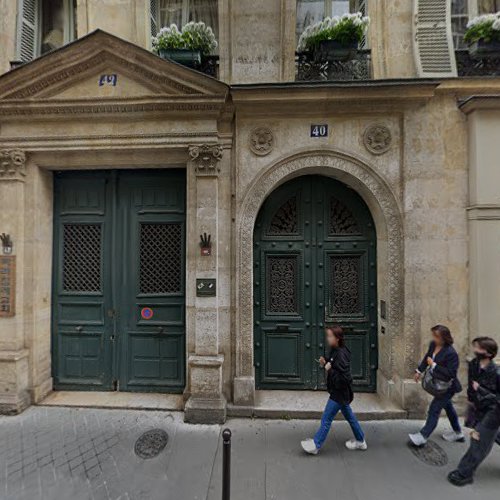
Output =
[
  {"x1": 469, "y1": 39, "x2": 500, "y2": 59},
  {"x1": 315, "y1": 39, "x2": 358, "y2": 62},
  {"x1": 297, "y1": 13, "x2": 369, "y2": 63},
  {"x1": 159, "y1": 48, "x2": 202, "y2": 67}
]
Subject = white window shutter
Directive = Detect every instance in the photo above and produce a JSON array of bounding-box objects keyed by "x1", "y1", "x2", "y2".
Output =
[
  {"x1": 413, "y1": 0, "x2": 457, "y2": 77},
  {"x1": 150, "y1": 0, "x2": 159, "y2": 37},
  {"x1": 17, "y1": 0, "x2": 38, "y2": 62}
]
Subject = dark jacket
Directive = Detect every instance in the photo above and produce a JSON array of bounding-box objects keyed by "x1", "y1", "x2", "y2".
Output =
[
  {"x1": 467, "y1": 358, "x2": 500, "y2": 429},
  {"x1": 325, "y1": 346, "x2": 354, "y2": 405},
  {"x1": 418, "y1": 342, "x2": 462, "y2": 395}
]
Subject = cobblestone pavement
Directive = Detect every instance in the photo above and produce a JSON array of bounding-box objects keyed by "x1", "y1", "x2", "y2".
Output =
[
  {"x1": 0, "y1": 407, "x2": 219, "y2": 500},
  {"x1": 0, "y1": 407, "x2": 499, "y2": 500}
]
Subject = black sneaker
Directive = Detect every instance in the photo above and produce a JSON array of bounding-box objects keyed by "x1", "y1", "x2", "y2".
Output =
[{"x1": 447, "y1": 470, "x2": 474, "y2": 487}]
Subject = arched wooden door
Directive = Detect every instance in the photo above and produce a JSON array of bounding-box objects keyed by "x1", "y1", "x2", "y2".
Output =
[{"x1": 253, "y1": 175, "x2": 377, "y2": 391}]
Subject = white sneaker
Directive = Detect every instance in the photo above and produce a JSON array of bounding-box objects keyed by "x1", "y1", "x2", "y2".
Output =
[
  {"x1": 301, "y1": 438, "x2": 319, "y2": 455},
  {"x1": 409, "y1": 432, "x2": 427, "y2": 447},
  {"x1": 442, "y1": 430, "x2": 465, "y2": 442},
  {"x1": 345, "y1": 439, "x2": 368, "y2": 451}
]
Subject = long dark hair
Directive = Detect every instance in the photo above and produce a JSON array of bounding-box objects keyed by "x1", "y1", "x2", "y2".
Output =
[
  {"x1": 327, "y1": 325, "x2": 345, "y2": 348},
  {"x1": 431, "y1": 324, "x2": 454, "y2": 345}
]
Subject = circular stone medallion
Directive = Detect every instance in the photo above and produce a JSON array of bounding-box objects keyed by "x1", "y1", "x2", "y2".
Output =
[
  {"x1": 134, "y1": 429, "x2": 169, "y2": 459},
  {"x1": 249, "y1": 127, "x2": 275, "y2": 156},
  {"x1": 363, "y1": 124, "x2": 392, "y2": 155},
  {"x1": 408, "y1": 440, "x2": 448, "y2": 467}
]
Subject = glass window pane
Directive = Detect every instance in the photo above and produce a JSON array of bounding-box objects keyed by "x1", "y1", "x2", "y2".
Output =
[
  {"x1": 41, "y1": 0, "x2": 65, "y2": 54},
  {"x1": 451, "y1": 0, "x2": 468, "y2": 15},
  {"x1": 296, "y1": 0, "x2": 326, "y2": 42},
  {"x1": 478, "y1": 0, "x2": 500, "y2": 14},
  {"x1": 188, "y1": 0, "x2": 218, "y2": 37},
  {"x1": 331, "y1": 0, "x2": 350, "y2": 16},
  {"x1": 159, "y1": 0, "x2": 183, "y2": 27}
]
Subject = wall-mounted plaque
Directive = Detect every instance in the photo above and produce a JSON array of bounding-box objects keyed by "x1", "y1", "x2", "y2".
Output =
[
  {"x1": 196, "y1": 278, "x2": 216, "y2": 297},
  {"x1": 0, "y1": 255, "x2": 15, "y2": 317}
]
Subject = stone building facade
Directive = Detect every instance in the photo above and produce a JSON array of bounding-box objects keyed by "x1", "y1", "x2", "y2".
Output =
[{"x1": 0, "y1": 0, "x2": 499, "y2": 423}]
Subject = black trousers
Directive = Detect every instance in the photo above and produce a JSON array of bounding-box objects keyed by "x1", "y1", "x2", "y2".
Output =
[{"x1": 457, "y1": 422, "x2": 500, "y2": 478}]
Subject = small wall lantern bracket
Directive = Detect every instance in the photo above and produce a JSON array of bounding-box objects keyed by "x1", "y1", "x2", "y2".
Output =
[{"x1": 200, "y1": 232, "x2": 212, "y2": 256}]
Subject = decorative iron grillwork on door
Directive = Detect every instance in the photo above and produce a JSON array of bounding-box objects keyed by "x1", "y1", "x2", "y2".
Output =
[
  {"x1": 62, "y1": 224, "x2": 102, "y2": 292},
  {"x1": 329, "y1": 197, "x2": 360, "y2": 235},
  {"x1": 266, "y1": 255, "x2": 298, "y2": 314},
  {"x1": 139, "y1": 223, "x2": 183, "y2": 294},
  {"x1": 254, "y1": 175, "x2": 377, "y2": 391},
  {"x1": 267, "y1": 196, "x2": 298, "y2": 235},
  {"x1": 329, "y1": 255, "x2": 363, "y2": 315}
]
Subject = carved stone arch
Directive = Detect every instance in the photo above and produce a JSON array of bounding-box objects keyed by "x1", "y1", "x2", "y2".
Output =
[{"x1": 233, "y1": 149, "x2": 404, "y2": 406}]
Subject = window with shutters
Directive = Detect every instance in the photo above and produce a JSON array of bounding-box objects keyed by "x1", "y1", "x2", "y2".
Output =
[
  {"x1": 296, "y1": 1, "x2": 368, "y2": 45},
  {"x1": 150, "y1": 0, "x2": 219, "y2": 38},
  {"x1": 17, "y1": 0, "x2": 76, "y2": 62},
  {"x1": 413, "y1": 0, "x2": 457, "y2": 77},
  {"x1": 451, "y1": 0, "x2": 500, "y2": 48}
]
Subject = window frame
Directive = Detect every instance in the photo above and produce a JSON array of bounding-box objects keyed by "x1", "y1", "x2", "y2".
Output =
[{"x1": 16, "y1": 0, "x2": 76, "y2": 61}]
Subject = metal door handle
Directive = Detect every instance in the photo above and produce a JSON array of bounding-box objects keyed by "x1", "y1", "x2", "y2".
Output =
[
  {"x1": 75, "y1": 325, "x2": 83, "y2": 333},
  {"x1": 305, "y1": 343, "x2": 311, "y2": 349}
]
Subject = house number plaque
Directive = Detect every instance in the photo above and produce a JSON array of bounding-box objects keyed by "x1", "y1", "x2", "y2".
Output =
[{"x1": 0, "y1": 255, "x2": 15, "y2": 317}]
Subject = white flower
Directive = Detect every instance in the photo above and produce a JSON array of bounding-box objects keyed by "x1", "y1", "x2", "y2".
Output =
[{"x1": 493, "y1": 18, "x2": 500, "y2": 30}]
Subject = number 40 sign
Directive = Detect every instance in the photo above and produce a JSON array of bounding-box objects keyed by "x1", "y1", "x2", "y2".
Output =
[{"x1": 310, "y1": 124, "x2": 329, "y2": 138}]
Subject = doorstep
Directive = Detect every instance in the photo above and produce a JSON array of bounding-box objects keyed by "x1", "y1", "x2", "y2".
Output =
[
  {"x1": 227, "y1": 390, "x2": 407, "y2": 421},
  {"x1": 38, "y1": 391, "x2": 184, "y2": 411}
]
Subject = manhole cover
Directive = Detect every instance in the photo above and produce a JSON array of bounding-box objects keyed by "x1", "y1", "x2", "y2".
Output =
[
  {"x1": 134, "y1": 429, "x2": 169, "y2": 459},
  {"x1": 408, "y1": 440, "x2": 448, "y2": 467}
]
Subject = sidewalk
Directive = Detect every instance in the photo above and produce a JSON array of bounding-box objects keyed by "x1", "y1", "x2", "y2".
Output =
[{"x1": 0, "y1": 407, "x2": 498, "y2": 500}]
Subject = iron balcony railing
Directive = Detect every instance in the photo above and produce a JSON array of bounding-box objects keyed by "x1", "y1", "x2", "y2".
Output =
[
  {"x1": 296, "y1": 49, "x2": 372, "y2": 81},
  {"x1": 455, "y1": 50, "x2": 500, "y2": 77}
]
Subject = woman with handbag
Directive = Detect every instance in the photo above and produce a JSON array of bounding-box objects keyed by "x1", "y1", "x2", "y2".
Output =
[{"x1": 409, "y1": 324, "x2": 464, "y2": 447}]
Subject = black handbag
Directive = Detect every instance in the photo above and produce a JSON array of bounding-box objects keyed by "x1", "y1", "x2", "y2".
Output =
[{"x1": 422, "y1": 367, "x2": 453, "y2": 397}]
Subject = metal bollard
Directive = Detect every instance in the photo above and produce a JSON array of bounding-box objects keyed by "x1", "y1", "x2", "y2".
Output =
[{"x1": 222, "y1": 428, "x2": 232, "y2": 500}]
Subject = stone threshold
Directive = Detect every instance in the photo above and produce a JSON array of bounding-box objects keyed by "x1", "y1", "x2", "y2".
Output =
[
  {"x1": 38, "y1": 391, "x2": 184, "y2": 412},
  {"x1": 39, "y1": 390, "x2": 407, "y2": 421},
  {"x1": 227, "y1": 390, "x2": 407, "y2": 421}
]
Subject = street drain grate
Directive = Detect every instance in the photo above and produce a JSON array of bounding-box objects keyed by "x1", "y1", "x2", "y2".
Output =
[
  {"x1": 134, "y1": 429, "x2": 169, "y2": 459},
  {"x1": 408, "y1": 440, "x2": 448, "y2": 467}
]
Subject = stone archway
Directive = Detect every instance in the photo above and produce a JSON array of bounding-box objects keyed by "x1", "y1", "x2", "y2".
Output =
[{"x1": 233, "y1": 149, "x2": 404, "y2": 406}]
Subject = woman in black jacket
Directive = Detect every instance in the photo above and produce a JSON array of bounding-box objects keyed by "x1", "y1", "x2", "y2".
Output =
[
  {"x1": 301, "y1": 326, "x2": 367, "y2": 455},
  {"x1": 448, "y1": 337, "x2": 500, "y2": 486},
  {"x1": 409, "y1": 324, "x2": 463, "y2": 447}
]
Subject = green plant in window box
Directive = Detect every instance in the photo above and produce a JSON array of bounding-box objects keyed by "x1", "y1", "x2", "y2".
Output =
[
  {"x1": 297, "y1": 13, "x2": 370, "y2": 62},
  {"x1": 152, "y1": 22, "x2": 218, "y2": 68},
  {"x1": 464, "y1": 13, "x2": 500, "y2": 58}
]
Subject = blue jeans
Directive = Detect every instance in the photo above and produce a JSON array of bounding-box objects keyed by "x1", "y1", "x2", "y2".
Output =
[
  {"x1": 420, "y1": 395, "x2": 461, "y2": 439},
  {"x1": 314, "y1": 398, "x2": 365, "y2": 449}
]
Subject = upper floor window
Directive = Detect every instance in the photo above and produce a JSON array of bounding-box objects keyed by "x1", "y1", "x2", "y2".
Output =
[
  {"x1": 150, "y1": 0, "x2": 218, "y2": 39},
  {"x1": 296, "y1": 1, "x2": 367, "y2": 44},
  {"x1": 17, "y1": 0, "x2": 76, "y2": 62},
  {"x1": 451, "y1": 0, "x2": 500, "y2": 48}
]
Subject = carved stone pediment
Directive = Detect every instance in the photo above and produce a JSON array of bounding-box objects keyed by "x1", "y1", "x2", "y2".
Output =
[{"x1": 0, "y1": 30, "x2": 228, "y2": 112}]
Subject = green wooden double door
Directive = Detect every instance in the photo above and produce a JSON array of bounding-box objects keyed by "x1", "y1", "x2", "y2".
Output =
[
  {"x1": 254, "y1": 176, "x2": 378, "y2": 391},
  {"x1": 52, "y1": 170, "x2": 186, "y2": 392}
]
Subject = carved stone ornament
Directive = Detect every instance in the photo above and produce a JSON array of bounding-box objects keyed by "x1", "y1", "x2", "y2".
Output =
[
  {"x1": 0, "y1": 150, "x2": 27, "y2": 180},
  {"x1": 189, "y1": 144, "x2": 223, "y2": 175},
  {"x1": 249, "y1": 127, "x2": 274, "y2": 156},
  {"x1": 363, "y1": 124, "x2": 392, "y2": 155}
]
